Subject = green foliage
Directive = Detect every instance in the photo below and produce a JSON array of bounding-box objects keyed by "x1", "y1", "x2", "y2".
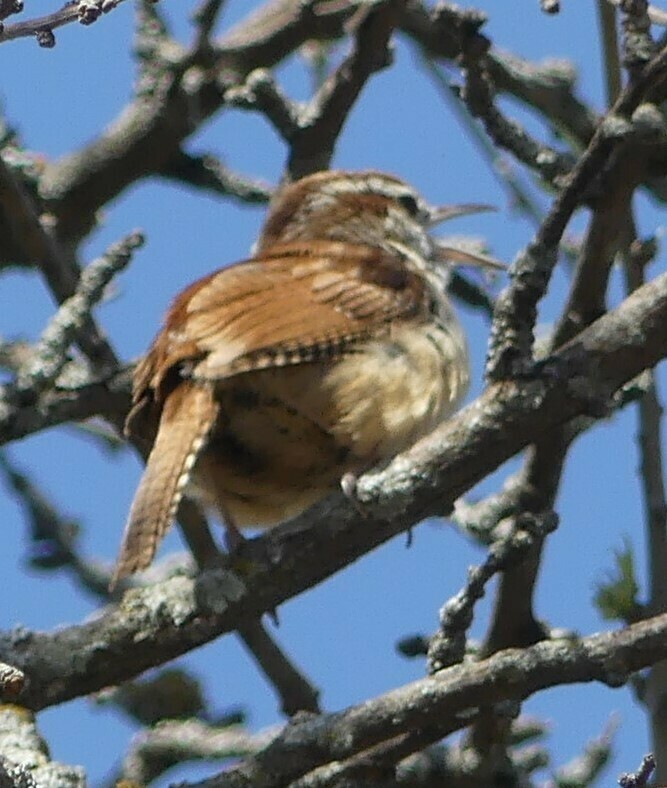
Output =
[{"x1": 594, "y1": 539, "x2": 642, "y2": 623}]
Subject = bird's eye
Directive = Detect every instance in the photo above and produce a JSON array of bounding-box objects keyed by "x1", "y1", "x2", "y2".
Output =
[{"x1": 397, "y1": 193, "x2": 420, "y2": 216}]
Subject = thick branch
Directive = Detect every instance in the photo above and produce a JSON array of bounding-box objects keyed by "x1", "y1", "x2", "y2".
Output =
[
  {"x1": 0, "y1": 706, "x2": 84, "y2": 787},
  {"x1": 180, "y1": 612, "x2": 667, "y2": 787},
  {"x1": 1, "y1": 270, "x2": 666, "y2": 711},
  {"x1": 37, "y1": 0, "x2": 362, "y2": 243}
]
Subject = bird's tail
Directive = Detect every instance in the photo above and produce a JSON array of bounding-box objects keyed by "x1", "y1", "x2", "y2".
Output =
[{"x1": 110, "y1": 382, "x2": 218, "y2": 589}]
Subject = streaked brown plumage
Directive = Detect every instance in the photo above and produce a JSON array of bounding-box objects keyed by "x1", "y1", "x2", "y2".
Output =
[{"x1": 111, "y1": 170, "x2": 496, "y2": 585}]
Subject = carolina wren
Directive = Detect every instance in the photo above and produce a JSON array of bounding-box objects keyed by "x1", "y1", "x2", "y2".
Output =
[{"x1": 112, "y1": 170, "x2": 497, "y2": 584}]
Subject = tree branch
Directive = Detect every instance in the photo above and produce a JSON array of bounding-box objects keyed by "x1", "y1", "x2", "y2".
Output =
[
  {"x1": 15, "y1": 231, "x2": 143, "y2": 394},
  {"x1": 177, "y1": 612, "x2": 667, "y2": 787},
  {"x1": 158, "y1": 151, "x2": 273, "y2": 203},
  {"x1": 0, "y1": 706, "x2": 84, "y2": 787},
  {"x1": 0, "y1": 155, "x2": 118, "y2": 371},
  {"x1": 0, "y1": 366, "x2": 132, "y2": 446},
  {"x1": 287, "y1": 0, "x2": 402, "y2": 178},
  {"x1": 118, "y1": 718, "x2": 270, "y2": 785},
  {"x1": 487, "y1": 39, "x2": 667, "y2": 379},
  {"x1": 1, "y1": 269, "x2": 666, "y2": 711},
  {"x1": 0, "y1": 0, "x2": 137, "y2": 47}
]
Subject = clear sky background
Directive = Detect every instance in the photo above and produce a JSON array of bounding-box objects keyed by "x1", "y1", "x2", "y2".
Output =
[{"x1": 1, "y1": 1, "x2": 665, "y2": 785}]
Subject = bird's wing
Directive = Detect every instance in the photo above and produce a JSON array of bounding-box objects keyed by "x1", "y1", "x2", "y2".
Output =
[{"x1": 132, "y1": 240, "x2": 430, "y2": 408}]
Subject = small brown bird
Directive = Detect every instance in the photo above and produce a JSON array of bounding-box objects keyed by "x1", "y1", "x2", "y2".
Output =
[{"x1": 112, "y1": 170, "x2": 497, "y2": 585}]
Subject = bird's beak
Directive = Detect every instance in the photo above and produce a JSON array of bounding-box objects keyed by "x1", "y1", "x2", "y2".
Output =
[
  {"x1": 434, "y1": 241, "x2": 506, "y2": 271},
  {"x1": 427, "y1": 203, "x2": 496, "y2": 227},
  {"x1": 426, "y1": 203, "x2": 504, "y2": 270}
]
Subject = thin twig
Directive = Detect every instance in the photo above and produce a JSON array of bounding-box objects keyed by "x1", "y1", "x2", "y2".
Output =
[
  {"x1": 118, "y1": 718, "x2": 271, "y2": 785},
  {"x1": 0, "y1": 448, "x2": 124, "y2": 596},
  {"x1": 0, "y1": 0, "x2": 137, "y2": 47},
  {"x1": 34, "y1": 0, "x2": 358, "y2": 244},
  {"x1": 597, "y1": 0, "x2": 623, "y2": 105},
  {"x1": 225, "y1": 69, "x2": 300, "y2": 140},
  {"x1": 290, "y1": 728, "x2": 446, "y2": 788},
  {"x1": 159, "y1": 151, "x2": 273, "y2": 203},
  {"x1": 479, "y1": 174, "x2": 641, "y2": 663},
  {"x1": 620, "y1": 0, "x2": 657, "y2": 80},
  {"x1": 223, "y1": 1, "x2": 404, "y2": 175},
  {"x1": 424, "y1": 56, "x2": 545, "y2": 227},
  {"x1": 238, "y1": 621, "x2": 321, "y2": 715},
  {"x1": 448, "y1": 270, "x2": 496, "y2": 319},
  {"x1": 476, "y1": 0, "x2": 656, "y2": 664},
  {"x1": 427, "y1": 512, "x2": 558, "y2": 672},
  {"x1": 172, "y1": 502, "x2": 322, "y2": 717},
  {"x1": 553, "y1": 717, "x2": 616, "y2": 785},
  {"x1": 486, "y1": 38, "x2": 667, "y2": 379},
  {"x1": 621, "y1": 231, "x2": 667, "y2": 781},
  {"x1": 287, "y1": 0, "x2": 402, "y2": 177},
  {"x1": 0, "y1": 154, "x2": 119, "y2": 372},
  {"x1": 460, "y1": 34, "x2": 574, "y2": 186},
  {"x1": 16, "y1": 232, "x2": 144, "y2": 394}
]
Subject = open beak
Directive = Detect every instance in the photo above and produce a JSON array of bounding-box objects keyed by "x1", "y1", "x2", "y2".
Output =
[
  {"x1": 434, "y1": 239, "x2": 507, "y2": 271},
  {"x1": 427, "y1": 203, "x2": 496, "y2": 227},
  {"x1": 426, "y1": 203, "x2": 504, "y2": 270},
  {"x1": 434, "y1": 243, "x2": 506, "y2": 271}
]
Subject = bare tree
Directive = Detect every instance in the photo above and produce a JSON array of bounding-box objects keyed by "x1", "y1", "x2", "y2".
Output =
[{"x1": 1, "y1": 0, "x2": 667, "y2": 786}]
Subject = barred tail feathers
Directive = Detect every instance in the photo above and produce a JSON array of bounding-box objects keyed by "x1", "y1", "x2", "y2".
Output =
[{"x1": 110, "y1": 384, "x2": 218, "y2": 588}]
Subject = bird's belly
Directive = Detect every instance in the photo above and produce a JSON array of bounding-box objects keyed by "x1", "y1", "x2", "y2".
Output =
[
  {"x1": 318, "y1": 321, "x2": 469, "y2": 460},
  {"x1": 192, "y1": 384, "x2": 349, "y2": 527},
  {"x1": 191, "y1": 321, "x2": 469, "y2": 528}
]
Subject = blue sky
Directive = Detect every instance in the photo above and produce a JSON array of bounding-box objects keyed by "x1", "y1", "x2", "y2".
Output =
[{"x1": 1, "y1": 1, "x2": 664, "y2": 784}]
